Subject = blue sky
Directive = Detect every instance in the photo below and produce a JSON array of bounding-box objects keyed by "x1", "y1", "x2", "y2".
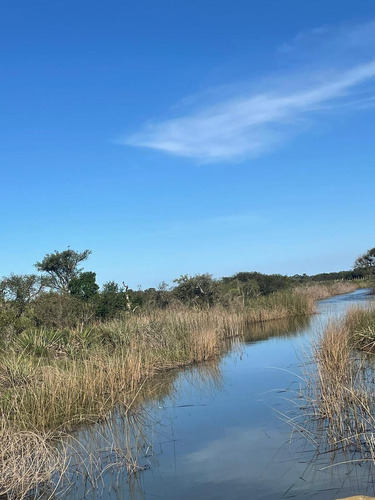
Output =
[{"x1": 1, "y1": 0, "x2": 375, "y2": 288}]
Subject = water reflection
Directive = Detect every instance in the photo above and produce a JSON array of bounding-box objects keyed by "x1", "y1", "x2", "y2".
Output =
[
  {"x1": 54, "y1": 289, "x2": 374, "y2": 500},
  {"x1": 51, "y1": 359, "x2": 226, "y2": 499},
  {"x1": 242, "y1": 314, "x2": 311, "y2": 343}
]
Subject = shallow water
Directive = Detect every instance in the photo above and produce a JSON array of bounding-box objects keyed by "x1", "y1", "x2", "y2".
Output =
[{"x1": 62, "y1": 289, "x2": 375, "y2": 500}]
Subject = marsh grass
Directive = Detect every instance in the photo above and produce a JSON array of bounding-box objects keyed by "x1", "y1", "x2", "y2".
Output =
[
  {"x1": 0, "y1": 282, "x2": 362, "y2": 497},
  {"x1": 295, "y1": 281, "x2": 364, "y2": 301},
  {"x1": 345, "y1": 307, "x2": 375, "y2": 352},
  {"x1": 294, "y1": 303, "x2": 375, "y2": 469},
  {"x1": 0, "y1": 420, "x2": 66, "y2": 499}
]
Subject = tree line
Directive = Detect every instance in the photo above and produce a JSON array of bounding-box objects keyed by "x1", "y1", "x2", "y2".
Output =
[{"x1": 0, "y1": 247, "x2": 372, "y2": 334}]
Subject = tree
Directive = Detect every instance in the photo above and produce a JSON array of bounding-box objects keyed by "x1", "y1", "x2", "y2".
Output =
[
  {"x1": 141, "y1": 282, "x2": 171, "y2": 309},
  {"x1": 68, "y1": 271, "x2": 99, "y2": 301},
  {"x1": 35, "y1": 248, "x2": 91, "y2": 292},
  {"x1": 0, "y1": 273, "x2": 42, "y2": 317},
  {"x1": 95, "y1": 281, "x2": 127, "y2": 319},
  {"x1": 172, "y1": 274, "x2": 217, "y2": 307},
  {"x1": 354, "y1": 248, "x2": 375, "y2": 275},
  {"x1": 223, "y1": 271, "x2": 290, "y2": 295},
  {"x1": 218, "y1": 278, "x2": 260, "y2": 306}
]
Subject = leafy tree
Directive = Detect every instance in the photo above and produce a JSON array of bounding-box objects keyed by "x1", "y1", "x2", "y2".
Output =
[
  {"x1": 0, "y1": 274, "x2": 42, "y2": 317},
  {"x1": 223, "y1": 272, "x2": 290, "y2": 296},
  {"x1": 102, "y1": 281, "x2": 120, "y2": 294},
  {"x1": 218, "y1": 278, "x2": 260, "y2": 306},
  {"x1": 95, "y1": 281, "x2": 127, "y2": 319},
  {"x1": 68, "y1": 272, "x2": 99, "y2": 301},
  {"x1": 354, "y1": 248, "x2": 375, "y2": 275},
  {"x1": 140, "y1": 282, "x2": 171, "y2": 309},
  {"x1": 173, "y1": 274, "x2": 217, "y2": 307},
  {"x1": 35, "y1": 248, "x2": 91, "y2": 292}
]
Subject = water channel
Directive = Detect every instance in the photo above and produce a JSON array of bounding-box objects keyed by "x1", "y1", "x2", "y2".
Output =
[{"x1": 61, "y1": 288, "x2": 374, "y2": 500}]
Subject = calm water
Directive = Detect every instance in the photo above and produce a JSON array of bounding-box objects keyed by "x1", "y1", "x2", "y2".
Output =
[{"x1": 61, "y1": 289, "x2": 375, "y2": 500}]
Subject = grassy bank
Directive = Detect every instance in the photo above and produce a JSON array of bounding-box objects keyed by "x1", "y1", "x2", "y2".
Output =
[
  {"x1": 300, "y1": 298, "x2": 375, "y2": 465},
  {"x1": 0, "y1": 281, "x2": 364, "y2": 498}
]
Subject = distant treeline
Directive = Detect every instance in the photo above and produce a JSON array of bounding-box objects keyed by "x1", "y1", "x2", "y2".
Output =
[
  {"x1": 0, "y1": 248, "x2": 370, "y2": 334},
  {"x1": 131, "y1": 269, "x2": 366, "y2": 311},
  {"x1": 290, "y1": 269, "x2": 367, "y2": 283}
]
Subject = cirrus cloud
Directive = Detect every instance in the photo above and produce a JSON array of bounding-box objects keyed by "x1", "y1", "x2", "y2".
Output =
[{"x1": 123, "y1": 21, "x2": 375, "y2": 162}]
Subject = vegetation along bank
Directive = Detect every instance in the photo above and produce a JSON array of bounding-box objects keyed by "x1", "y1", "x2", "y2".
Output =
[{"x1": 0, "y1": 247, "x2": 372, "y2": 498}]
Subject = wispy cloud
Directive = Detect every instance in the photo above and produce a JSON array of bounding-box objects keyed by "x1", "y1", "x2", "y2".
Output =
[
  {"x1": 278, "y1": 20, "x2": 375, "y2": 55},
  {"x1": 123, "y1": 21, "x2": 375, "y2": 162}
]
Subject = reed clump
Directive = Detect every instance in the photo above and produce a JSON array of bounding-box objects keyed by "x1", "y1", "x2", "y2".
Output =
[
  {"x1": 0, "y1": 419, "x2": 66, "y2": 499},
  {"x1": 299, "y1": 304, "x2": 375, "y2": 463},
  {"x1": 344, "y1": 307, "x2": 375, "y2": 352}
]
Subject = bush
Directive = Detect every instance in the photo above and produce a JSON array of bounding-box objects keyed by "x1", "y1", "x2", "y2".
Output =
[
  {"x1": 33, "y1": 293, "x2": 94, "y2": 330},
  {"x1": 94, "y1": 281, "x2": 127, "y2": 319}
]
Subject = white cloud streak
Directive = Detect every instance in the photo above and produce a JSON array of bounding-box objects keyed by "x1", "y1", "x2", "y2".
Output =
[{"x1": 123, "y1": 23, "x2": 375, "y2": 162}]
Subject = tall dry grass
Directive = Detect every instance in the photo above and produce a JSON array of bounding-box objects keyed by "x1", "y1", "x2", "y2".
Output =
[
  {"x1": 344, "y1": 307, "x2": 375, "y2": 352},
  {"x1": 0, "y1": 419, "x2": 67, "y2": 499},
  {"x1": 298, "y1": 304, "x2": 375, "y2": 465},
  {"x1": 295, "y1": 281, "x2": 362, "y2": 301}
]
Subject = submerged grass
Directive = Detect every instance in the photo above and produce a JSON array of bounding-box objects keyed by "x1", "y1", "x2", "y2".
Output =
[{"x1": 0, "y1": 281, "x2": 363, "y2": 498}]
